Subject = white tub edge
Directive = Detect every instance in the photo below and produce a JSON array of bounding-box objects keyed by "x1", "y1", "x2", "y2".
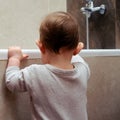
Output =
[
  {"x1": 80, "y1": 49, "x2": 120, "y2": 57},
  {"x1": 0, "y1": 49, "x2": 120, "y2": 60}
]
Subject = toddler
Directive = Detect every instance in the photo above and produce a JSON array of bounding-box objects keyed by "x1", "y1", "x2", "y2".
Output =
[{"x1": 5, "y1": 11, "x2": 90, "y2": 120}]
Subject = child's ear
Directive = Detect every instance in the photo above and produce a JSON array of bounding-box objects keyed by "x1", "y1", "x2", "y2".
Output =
[
  {"x1": 36, "y1": 40, "x2": 45, "y2": 53},
  {"x1": 73, "y1": 42, "x2": 84, "y2": 55}
]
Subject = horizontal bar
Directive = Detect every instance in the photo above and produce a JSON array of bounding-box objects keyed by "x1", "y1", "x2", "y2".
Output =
[
  {"x1": 0, "y1": 49, "x2": 120, "y2": 60},
  {"x1": 0, "y1": 49, "x2": 41, "y2": 60},
  {"x1": 80, "y1": 49, "x2": 120, "y2": 57}
]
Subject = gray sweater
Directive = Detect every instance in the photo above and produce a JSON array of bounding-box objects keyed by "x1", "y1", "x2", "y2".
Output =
[{"x1": 6, "y1": 55, "x2": 90, "y2": 120}]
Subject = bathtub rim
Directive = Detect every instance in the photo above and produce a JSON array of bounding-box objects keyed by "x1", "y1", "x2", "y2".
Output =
[{"x1": 0, "y1": 49, "x2": 120, "y2": 60}]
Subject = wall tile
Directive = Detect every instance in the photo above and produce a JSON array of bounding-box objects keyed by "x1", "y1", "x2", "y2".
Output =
[
  {"x1": 48, "y1": 0, "x2": 66, "y2": 12},
  {"x1": 116, "y1": 0, "x2": 120, "y2": 48},
  {"x1": 0, "y1": 0, "x2": 66, "y2": 49},
  {"x1": 67, "y1": 0, "x2": 117, "y2": 49}
]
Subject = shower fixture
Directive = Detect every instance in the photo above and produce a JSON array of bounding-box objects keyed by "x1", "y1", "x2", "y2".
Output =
[
  {"x1": 80, "y1": 0, "x2": 106, "y2": 49},
  {"x1": 81, "y1": 0, "x2": 105, "y2": 18}
]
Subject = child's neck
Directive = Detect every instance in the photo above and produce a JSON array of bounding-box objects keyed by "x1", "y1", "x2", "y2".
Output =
[{"x1": 46, "y1": 51, "x2": 74, "y2": 70}]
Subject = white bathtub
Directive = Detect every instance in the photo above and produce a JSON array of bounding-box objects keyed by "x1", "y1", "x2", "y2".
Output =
[
  {"x1": 0, "y1": 49, "x2": 120, "y2": 60},
  {"x1": 0, "y1": 49, "x2": 120, "y2": 120}
]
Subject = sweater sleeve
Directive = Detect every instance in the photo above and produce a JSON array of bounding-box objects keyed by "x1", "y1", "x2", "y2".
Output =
[
  {"x1": 5, "y1": 66, "x2": 27, "y2": 92},
  {"x1": 71, "y1": 54, "x2": 90, "y2": 80}
]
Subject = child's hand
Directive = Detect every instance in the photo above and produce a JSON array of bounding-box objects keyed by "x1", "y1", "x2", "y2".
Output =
[
  {"x1": 8, "y1": 46, "x2": 28, "y2": 61},
  {"x1": 7, "y1": 46, "x2": 29, "y2": 67},
  {"x1": 7, "y1": 46, "x2": 28, "y2": 67}
]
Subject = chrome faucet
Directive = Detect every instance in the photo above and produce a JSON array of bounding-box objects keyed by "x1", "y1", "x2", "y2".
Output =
[
  {"x1": 81, "y1": 0, "x2": 105, "y2": 18},
  {"x1": 80, "y1": 0, "x2": 106, "y2": 49}
]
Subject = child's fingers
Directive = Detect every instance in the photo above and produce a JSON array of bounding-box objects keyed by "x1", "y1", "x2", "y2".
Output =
[
  {"x1": 22, "y1": 54, "x2": 29, "y2": 60},
  {"x1": 79, "y1": 42, "x2": 84, "y2": 49}
]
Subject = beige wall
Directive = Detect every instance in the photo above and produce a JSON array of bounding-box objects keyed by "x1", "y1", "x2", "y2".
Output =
[
  {"x1": 0, "y1": 0, "x2": 66, "y2": 49},
  {"x1": 0, "y1": 1, "x2": 66, "y2": 119},
  {"x1": 0, "y1": 57, "x2": 120, "y2": 120}
]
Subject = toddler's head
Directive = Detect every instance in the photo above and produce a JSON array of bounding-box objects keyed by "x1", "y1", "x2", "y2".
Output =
[{"x1": 39, "y1": 11, "x2": 80, "y2": 54}]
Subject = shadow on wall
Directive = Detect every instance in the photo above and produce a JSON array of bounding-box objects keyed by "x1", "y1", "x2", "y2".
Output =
[{"x1": 67, "y1": 0, "x2": 120, "y2": 49}]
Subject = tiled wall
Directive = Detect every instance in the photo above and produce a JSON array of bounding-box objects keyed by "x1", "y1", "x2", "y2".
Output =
[
  {"x1": 1, "y1": 0, "x2": 119, "y2": 49},
  {"x1": 0, "y1": 0, "x2": 66, "y2": 120},
  {"x1": 67, "y1": 0, "x2": 120, "y2": 49},
  {"x1": 0, "y1": 0, "x2": 66, "y2": 49},
  {"x1": 116, "y1": 0, "x2": 120, "y2": 48}
]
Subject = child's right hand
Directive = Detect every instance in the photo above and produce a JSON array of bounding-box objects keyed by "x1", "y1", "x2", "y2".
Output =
[
  {"x1": 8, "y1": 46, "x2": 28, "y2": 61},
  {"x1": 7, "y1": 46, "x2": 28, "y2": 67}
]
